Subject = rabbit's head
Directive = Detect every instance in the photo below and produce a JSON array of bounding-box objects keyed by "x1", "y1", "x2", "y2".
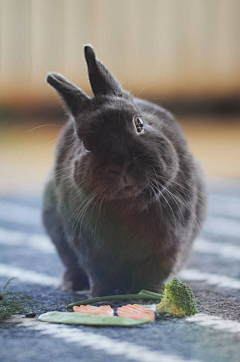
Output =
[{"x1": 47, "y1": 45, "x2": 179, "y2": 210}]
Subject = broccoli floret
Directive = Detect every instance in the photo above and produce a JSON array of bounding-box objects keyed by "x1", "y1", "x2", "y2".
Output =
[{"x1": 155, "y1": 278, "x2": 198, "y2": 317}]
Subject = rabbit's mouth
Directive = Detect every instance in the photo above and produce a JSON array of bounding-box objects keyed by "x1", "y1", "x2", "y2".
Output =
[{"x1": 118, "y1": 185, "x2": 142, "y2": 198}]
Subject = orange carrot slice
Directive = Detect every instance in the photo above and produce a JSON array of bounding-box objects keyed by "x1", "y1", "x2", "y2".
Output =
[
  {"x1": 73, "y1": 304, "x2": 114, "y2": 316},
  {"x1": 117, "y1": 304, "x2": 155, "y2": 321}
]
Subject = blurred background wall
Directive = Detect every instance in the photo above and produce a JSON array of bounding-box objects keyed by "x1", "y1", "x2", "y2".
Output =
[
  {"x1": 0, "y1": 0, "x2": 239, "y2": 196},
  {"x1": 1, "y1": 0, "x2": 240, "y2": 105}
]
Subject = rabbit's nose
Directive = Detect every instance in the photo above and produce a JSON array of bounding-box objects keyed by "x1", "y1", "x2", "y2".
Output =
[
  {"x1": 124, "y1": 174, "x2": 133, "y2": 185},
  {"x1": 108, "y1": 165, "x2": 134, "y2": 186},
  {"x1": 120, "y1": 174, "x2": 134, "y2": 188}
]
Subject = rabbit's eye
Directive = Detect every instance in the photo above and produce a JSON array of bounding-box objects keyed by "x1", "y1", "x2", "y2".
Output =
[{"x1": 133, "y1": 116, "x2": 144, "y2": 134}]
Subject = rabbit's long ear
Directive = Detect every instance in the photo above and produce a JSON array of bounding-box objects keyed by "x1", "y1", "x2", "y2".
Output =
[
  {"x1": 84, "y1": 45, "x2": 123, "y2": 97},
  {"x1": 47, "y1": 73, "x2": 90, "y2": 117}
]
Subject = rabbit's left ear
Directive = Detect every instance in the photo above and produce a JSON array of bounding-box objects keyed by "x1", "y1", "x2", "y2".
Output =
[
  {"x1": 47, "y1": 73, "x2": 90, "y2": 117},
  {"x1": 84, "y1": 45, "x2": 123, "y2": 98}
]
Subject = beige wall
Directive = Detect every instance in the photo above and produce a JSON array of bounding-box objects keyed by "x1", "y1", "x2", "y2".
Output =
[{"x1": 0, "y1": 0, "x2": 240, "y2": 104}]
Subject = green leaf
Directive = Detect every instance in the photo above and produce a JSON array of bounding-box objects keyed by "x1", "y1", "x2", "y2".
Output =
[{"x1": 38, "y1": 311, "x2": 152, "y2": 327}]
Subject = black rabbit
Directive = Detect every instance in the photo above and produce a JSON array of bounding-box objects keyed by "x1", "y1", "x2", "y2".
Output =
[{"x1": 42, "y1": 45, "x2": 207, "y2": 296}]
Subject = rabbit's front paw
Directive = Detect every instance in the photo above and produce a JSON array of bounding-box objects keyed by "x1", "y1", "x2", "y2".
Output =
[{"x1": 59, "y1": 269, "x2": 90, "y2": 292}]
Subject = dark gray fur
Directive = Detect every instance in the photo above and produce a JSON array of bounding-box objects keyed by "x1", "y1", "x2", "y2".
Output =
[{"x1": 43, "y1": 45, "x2": 207, "y2": 296}]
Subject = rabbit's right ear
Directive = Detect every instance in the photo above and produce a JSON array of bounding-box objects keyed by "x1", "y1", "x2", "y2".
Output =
[
  {"x1": 47, "y1": 73, "x2": 90, "y2": 117},
  {"x1": 84, "y1": 45, "x2": 123, "y2": 97}
]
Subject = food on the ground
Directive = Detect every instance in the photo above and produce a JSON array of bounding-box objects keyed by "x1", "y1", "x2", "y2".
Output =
[
  {"x1": 73, "y1": 304, "x2": 114, "y2": 316},
  {"x1": 0, "y1": 278, "x2": 36, "y2": 321},
  {"x1": 155, "y1": 278, "x2": 198, "y2": 317},
  {"x1": 66, "y1": 278, "x2": 198, "y2": 318},
  {"x1": 38, "y1": 311, "x2": 152, "y2": 326},
  {"x1": 67, "y1": 289, "x2": 163, "y2": 308},
  {"x1": 117, "y1": 304, "x2": 155, "y2": 321}
]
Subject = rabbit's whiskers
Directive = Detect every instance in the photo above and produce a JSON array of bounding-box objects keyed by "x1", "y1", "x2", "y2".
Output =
[{"x1": 26, "y1": 124, "x2": 61, "y2": 132}]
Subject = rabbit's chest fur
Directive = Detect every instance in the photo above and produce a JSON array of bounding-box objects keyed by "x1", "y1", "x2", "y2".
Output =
[
  {"x1": 65, "y1": 200, "x2": 170, "y2": 259},
  {"x1": 58, "y1": 176, "x2": 194, "y2": 269}
]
